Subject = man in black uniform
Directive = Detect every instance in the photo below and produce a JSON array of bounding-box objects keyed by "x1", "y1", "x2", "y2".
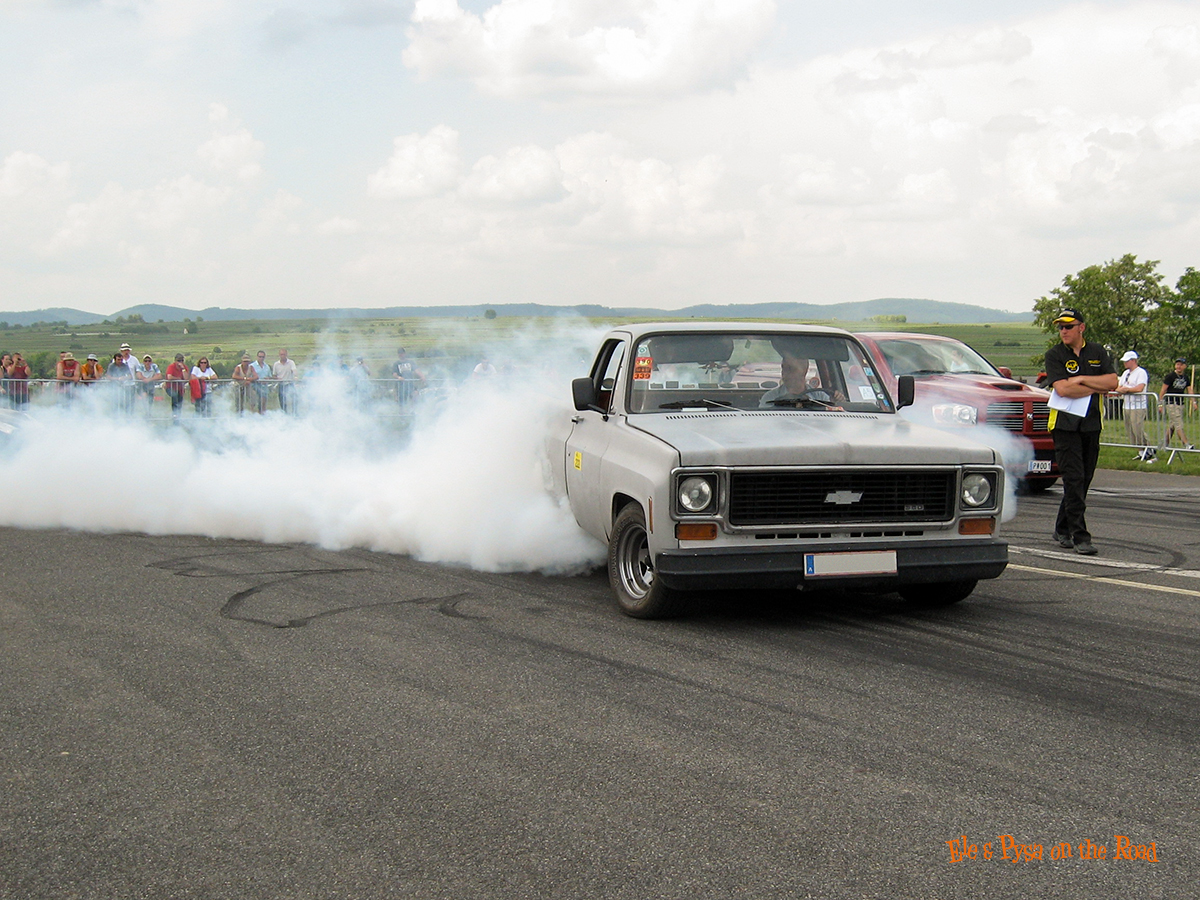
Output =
[{"x1": 1044, "y1": 308, "x2": 1118, "y2": 555}]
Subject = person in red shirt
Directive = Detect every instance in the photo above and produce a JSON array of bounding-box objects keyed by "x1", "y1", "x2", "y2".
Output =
[{"x1": 164, "y1": 353, "x2": 189, "y2": 422}]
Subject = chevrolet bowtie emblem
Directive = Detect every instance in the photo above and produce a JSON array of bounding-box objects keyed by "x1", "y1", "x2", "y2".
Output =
[{"x1": 824, "y1": 490, "x2": 863, "y2": 505}]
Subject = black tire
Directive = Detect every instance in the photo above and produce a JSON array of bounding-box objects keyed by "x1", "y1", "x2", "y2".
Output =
[
  {"x1": 608, "y1": 504, "x2": 687, "y2": 619},
  {"x1": 899, "y1": 579, "x2": 977, "y2": 607}
]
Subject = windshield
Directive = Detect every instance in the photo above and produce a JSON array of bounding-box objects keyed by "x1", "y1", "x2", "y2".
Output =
[
  {"x1": 874, "y1": 338, "x2": 999, "y2": 377},
  {"x1": 627, "y1": 332, "x2": 893, "y2": 414}
]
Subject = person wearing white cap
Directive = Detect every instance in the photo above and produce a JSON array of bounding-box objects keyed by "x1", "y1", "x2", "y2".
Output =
[
  {"x1": 1115, "y1": 350, "x2": 1153, "y2": 461},
  {"x1": 118, "y1": 343, "x2": 142, "y2": 379}
]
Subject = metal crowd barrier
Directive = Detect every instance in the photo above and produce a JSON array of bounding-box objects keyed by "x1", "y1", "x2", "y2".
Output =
[
  {"x1": 0, "y1": 377, "x2": 441, "y2": 421},
  {"x1": 1102, "y1": 390, "x2": 1199, "y2": 463}
]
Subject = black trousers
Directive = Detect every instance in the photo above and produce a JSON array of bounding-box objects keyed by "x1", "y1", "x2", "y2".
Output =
[{"x1": 1053, "y1": 428, "x2": 1101, "y2": 542}]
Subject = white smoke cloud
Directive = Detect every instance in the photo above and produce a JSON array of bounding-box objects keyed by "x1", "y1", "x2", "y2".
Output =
[
  {"x1": 0, "y1": 325, "x2": 608, "y2": 574},
  {"x1": 898, "y1": 402, "x2": 1034, "y2": 522}
]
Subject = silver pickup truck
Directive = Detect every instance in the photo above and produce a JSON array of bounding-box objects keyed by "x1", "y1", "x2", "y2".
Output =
[{"x1": 562, "y1": 322, "x2": 1008, "y2": 617}]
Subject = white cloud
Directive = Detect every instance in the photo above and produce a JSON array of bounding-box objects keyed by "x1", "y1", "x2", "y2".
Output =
[
  {"x1": 49, "y1": 175, "x2": 232, "y2": 259},
  {"x1": 0, "y1": 151, "x2": 71, "y2": 200},
  {"x1": 317, "y1": 215, "x2": 363, "y2": 234},
  {"x1": 196, "y1": 102, "x2": 264, "y2": 180},
  {"x1": 403, "y1": 0, "x2": 777, "y2": 98},
  {"x1": 368, "y1": 125, "x2": 462, "y2": 198},
  {"x1": 460, "y1": 144, "x2": 564, "y2": 203},
  {"x1": 198, "y1": 128, "x2": 265, "y2": 181},
  {"x1": 554, "y1": 132, "x2": 739, "y2": 243}
]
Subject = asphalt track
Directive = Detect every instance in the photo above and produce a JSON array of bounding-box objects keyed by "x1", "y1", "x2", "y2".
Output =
[{"x1": 2, "y1": 468, "x2": 1198, "y2": 899}]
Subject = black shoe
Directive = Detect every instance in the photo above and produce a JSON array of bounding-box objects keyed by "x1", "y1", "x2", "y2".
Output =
[
  {"x1": 1074, "y1": 540, "x2": 1097, "y2": 556},
  {"x1": 1052, "y1": 531, "x2": 1073, "y2": 549}
]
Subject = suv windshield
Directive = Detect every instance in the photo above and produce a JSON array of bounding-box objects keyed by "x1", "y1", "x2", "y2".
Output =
[
  {"x1": 627, "y1": 332, "x2": 892, "y2": 414},
  {"x1": 875, "y1": 338, "x2": 998, "y2": 377}
]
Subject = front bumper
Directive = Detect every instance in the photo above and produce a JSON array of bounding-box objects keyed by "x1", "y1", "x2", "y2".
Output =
[{"x1": 654, "y1": 539, "x2": 1007, "y2": 591}]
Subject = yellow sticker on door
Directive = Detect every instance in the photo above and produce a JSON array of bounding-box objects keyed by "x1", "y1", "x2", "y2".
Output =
[{"x1": 574, "y1": 452, "x2": 582, "y2": 470}]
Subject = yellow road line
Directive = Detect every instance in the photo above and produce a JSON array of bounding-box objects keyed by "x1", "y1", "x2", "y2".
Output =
[{"x1": 1006, "y1": 563, "x2": 1200, "y2": 598}]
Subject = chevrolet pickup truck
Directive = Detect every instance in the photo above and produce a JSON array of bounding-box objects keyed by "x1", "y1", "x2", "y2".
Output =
[{"x1": 562, "y1": 322, "x2": 1008, "y2": 617}]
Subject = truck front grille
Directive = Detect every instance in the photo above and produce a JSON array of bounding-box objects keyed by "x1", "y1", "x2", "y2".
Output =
[
  {"x1": 728, "y1": 470, "x2": 956, "y2": 526},
  {"x1": 985, "y1": 400, "x2": 1049, "y2": 434}
]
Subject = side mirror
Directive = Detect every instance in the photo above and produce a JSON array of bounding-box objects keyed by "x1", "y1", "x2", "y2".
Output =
[
  {"x1": 998, "y1": 366, "x2": 1014, "y2": 379},
  {"x1": 896, "y1": 375, "x2": 915, "y2": 409},
  {"x1": 572, "y1": 377, "x2": 597, "y2": 411}
]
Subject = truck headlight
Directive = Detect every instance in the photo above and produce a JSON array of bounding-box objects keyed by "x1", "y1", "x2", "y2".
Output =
[
  {"x1": 961, "y1": 473, "x2": 994, "y2": 508},
  {"x1": 932, "y1": 403, "x2": 978, "y2": 426},
  {"x1": 678, "y1": 475, "x2": 715, "y2": 513}
]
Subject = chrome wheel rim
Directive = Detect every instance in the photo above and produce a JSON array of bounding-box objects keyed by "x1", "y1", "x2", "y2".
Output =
[{"x1": 617, "y1": 522, "x2": 653, "y2": 600}]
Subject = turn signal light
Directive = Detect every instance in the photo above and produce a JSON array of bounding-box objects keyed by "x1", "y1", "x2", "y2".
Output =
[
  {"x1": 958, "y1": 517, "x2": 996, "y2": 535},
  {"x1": 676, "y1": 523, "x2": 718, "y2": 540}
]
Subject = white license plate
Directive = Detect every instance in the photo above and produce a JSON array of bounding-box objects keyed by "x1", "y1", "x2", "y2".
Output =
[
  {"x1": 804, "y1": 550, "x2": 897, "y2": 577},
  {"x1": 1027, "y1": 459, "x2": 1053, "y2": 473}
]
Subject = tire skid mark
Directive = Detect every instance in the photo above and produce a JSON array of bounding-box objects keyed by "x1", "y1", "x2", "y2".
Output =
[
  {"x1": 146, "y1": 550, "x2": 479, "y2": 628},
  {"x1": 221, "y1": 576, "x2": 476, "y2": 629}
]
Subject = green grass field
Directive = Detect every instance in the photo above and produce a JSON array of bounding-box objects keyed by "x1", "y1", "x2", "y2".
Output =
[{"x1": 2, "y1": 315, "x2": 1055, "y2": 380}]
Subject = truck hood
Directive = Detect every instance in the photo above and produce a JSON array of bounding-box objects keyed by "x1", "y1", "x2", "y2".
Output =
[
  {"x1": 912, "y1": 373, "x2": 1049, "y2": 402},
  {"x1": 627, "y1": 410, "x2": 999, "y2": 467}
]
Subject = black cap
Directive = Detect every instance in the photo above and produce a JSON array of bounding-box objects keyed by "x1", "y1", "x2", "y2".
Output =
[
  {"x1": 1052, "y1": 307, "x2": 1084, "y2": 325},
  {"x1": 1176, "y1": 358, "x2": 1187, "y2": 364}
]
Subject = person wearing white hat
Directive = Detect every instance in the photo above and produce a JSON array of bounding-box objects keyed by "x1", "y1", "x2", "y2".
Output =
[{"x1": 1115, "y1": 350, "x2": 1153, "y2": 461}]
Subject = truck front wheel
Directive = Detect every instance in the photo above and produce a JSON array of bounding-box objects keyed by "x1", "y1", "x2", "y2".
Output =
[{"x1": 608, "y1": 504, "x2": 686, "y2": 619}]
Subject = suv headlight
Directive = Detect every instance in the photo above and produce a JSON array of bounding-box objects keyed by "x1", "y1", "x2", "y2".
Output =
[
  {"x1": 932, "y1": 403, "x2": 978, "y2": 426},
  {"x1": 678, "y1": 475, "x2": 716, "y2": 513},
  {"x1": 961, "y1": 472, "x2": 995, "y2": 508}
]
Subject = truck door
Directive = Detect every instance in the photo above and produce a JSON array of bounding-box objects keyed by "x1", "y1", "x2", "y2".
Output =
[{"x1": 565, "y1": 339, "x2": 627, "y2": 540}]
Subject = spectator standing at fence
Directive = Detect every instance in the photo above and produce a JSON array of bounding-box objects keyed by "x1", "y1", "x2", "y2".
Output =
[
  {"x1": 349, "y1": 356, "x2": 371, "y2": 404},
  {"x1": 5, "y1": 353, "x2": 30, "y2": 408},
  {"x1": 118, "y1": 344, "x2": 141, "y2": 380},
  {"x1": 250, "y1": 350, "x2": 271, "y2": 414},
  {"x1": 391, "y1": 347, "x2": 424, "y2": 404},
  {"x1": 472, "y1": 356, "x2": 497, "y2": 378},
  {"x1": 136, "y1": 354, "x2": 162, "y2": 413},
  {"x1": 57, "y1": 352, "x2": 81, "y2": 404},
  {"x1": 1160, "y1": 358, "x2": 1195, "y2": 450},
  {"x1": 1, "y1": 353, "x2": 11, "y2": 404},
  {"x1": 107, "y1": 352, "x2": 129, "y2": 379},
  {"x1": 164, "y1": 353, "x2": 188, "y2": 422},
  {"x1": 79, "y1": 353, "x2": 105, "y2": 385},
  {"x1": 1116, "y1": 350, "x2": 1153, "y2": 461},
  {"x1": 1044, "y1": 308, "x2": 1117, "y2": 556},
  {"x1": 272, "y1": 348, "x2": 298, "y2": 414},
  {"x1": 231, "y1": 355, "x2": 257, "y2": 414},
  {"x1": 191, "y1": 356, "x2": 217, "y2": 416},
  {"x1": 106, "y1": 351, "x2": 134, "y2": 414}
]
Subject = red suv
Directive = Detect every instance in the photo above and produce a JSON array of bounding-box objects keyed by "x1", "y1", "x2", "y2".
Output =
[{"x1": 855, "y1": 332, "x2": 1058, "y2": 492}]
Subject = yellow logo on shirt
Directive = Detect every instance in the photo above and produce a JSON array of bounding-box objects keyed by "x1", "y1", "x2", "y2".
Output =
[{"x1": 1065, "y1": 359, "x2": 1079, "y2": 374}]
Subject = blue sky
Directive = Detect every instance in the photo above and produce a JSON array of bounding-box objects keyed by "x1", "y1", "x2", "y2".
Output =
[{"x1": 2, "y1": 0, "x2": 1198, "y2": 315}]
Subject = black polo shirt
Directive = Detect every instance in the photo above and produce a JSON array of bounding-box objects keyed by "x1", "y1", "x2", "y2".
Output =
[{"x1": 1044, "y1": 339, "x2": 1115, "y2": 432}]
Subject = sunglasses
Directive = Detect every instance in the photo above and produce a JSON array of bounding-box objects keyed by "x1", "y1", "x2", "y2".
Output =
[{"x1": 1057, "y1": 323, "x2": 1080, "y2": 331}]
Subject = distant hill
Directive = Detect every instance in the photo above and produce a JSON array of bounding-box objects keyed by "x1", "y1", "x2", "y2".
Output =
[{"x1": 3, "y1": 298, "x2": 1032, "y2": 328}]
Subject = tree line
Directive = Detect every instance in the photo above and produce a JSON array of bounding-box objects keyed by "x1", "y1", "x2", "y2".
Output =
[{"x1": 1032, "y1": 254, "x2": 1200, "y2": 376}]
